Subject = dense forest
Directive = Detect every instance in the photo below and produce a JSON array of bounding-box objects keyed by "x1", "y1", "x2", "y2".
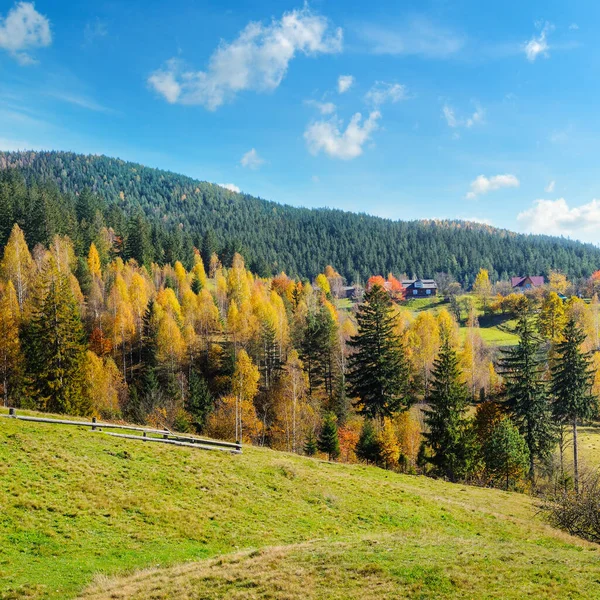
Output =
[{"x1": 1, "y1": 150, "x2": 600, "y2": 286}]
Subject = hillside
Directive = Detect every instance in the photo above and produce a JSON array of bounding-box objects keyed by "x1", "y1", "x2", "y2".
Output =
[
  {"x1": 2, "y1": 151, "x2": 600, "y2": 284},
  {"x1": 1, "y1": 409, "x2": 599, "y2": 600}
]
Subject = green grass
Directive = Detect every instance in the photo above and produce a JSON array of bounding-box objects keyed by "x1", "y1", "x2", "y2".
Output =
[{"x1": 1, "y1": 410, "x2": 599, "y2": 599}]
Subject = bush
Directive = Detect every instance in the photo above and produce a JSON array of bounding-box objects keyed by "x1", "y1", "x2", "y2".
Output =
[{"x1": 542, "y1": 473, "x2": 600, "y2": 543}]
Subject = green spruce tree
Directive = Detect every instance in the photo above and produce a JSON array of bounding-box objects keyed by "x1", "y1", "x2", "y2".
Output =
[
  {"x1": 347, "y1": 284, "x2": 411, "y2": 421},
  {"x1": 303, "y1": 430, "x2": 318, "y2": 456},
  {"x1": 355, "y1": 419, "x2": 380, "y2": 464},
  {"x1": 483, "y1": 419, "x2": 530, "y2": 490},
  {"x1": 423, "y1": 338, "x2": 471, "y2": 482},
  {"x1": 551, "y1": 316, "x2": 597, "y2": 494},
  {"x1": 186, "y1": 369, "x2": 214, "y2": 433},
  {"x1": 23, "y1": 264, "x2": 88, "y2": 415},
  {"x1": 500, "y1": 313, "x2": 555, "y2": 481},
  {"x1": 318, "y1": 413, "x2": 340, "y2": 461}
]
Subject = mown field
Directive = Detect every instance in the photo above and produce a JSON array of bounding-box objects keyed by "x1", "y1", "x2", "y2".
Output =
[{"x1": 0, "y1": 409, "x2": 599, "y2": 599}]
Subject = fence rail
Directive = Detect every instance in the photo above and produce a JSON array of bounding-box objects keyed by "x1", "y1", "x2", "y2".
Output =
[{"x1": 2, "y1": 408, "x2": 241, "y2": 454}]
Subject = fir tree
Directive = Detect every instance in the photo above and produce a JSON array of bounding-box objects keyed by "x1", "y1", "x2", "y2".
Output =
[
  {"x1": 318, "y1": 413, "x2": 340, "y2": 461},
  {"x1": 500, "y1": 313, "x2": 555, "y2": 481},
  {"x1": 355, "y1": 419, "x2": 380, "y2": 464},
  {"x1": 23, "y1": 264, "x2": 88, "y2": 415},
  {"x1": 186, "y1": 369, "x2": 214, "y2": 432},
  {"x1": 303, "y1": 430, "x2": 318, "y2": 456},
  {"x1": 347, "y1": 284, "x2": 411, "y2": 421},
  {"x1": 551, "y1": 316, "x2": 597, "y2": 494},
  {"x1": 422, "y1": 339, "x2": 471, "y2": 482}
]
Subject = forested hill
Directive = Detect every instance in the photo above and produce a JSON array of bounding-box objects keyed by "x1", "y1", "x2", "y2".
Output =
[{"x1": 1, "y1": 150, "x2": 599, "y2": 284}]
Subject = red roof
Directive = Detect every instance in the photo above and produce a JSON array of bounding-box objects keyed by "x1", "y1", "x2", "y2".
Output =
[{"x1": 511, "y1": 276, "x2": 545, "y2": 288}]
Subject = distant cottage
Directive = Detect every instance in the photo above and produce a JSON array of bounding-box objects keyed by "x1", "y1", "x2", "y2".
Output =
[
  {"x1": 511, "y1": 276, "x2": 545, "y2": 291},
  {"x1": 402, "y1": 278, "x2": 438, "y2": 298}
]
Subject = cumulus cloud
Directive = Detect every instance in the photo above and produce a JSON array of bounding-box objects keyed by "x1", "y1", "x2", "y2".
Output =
[
  {"x1": 148, "y1": 6, "x2": 342, "y2": 110},
  {"x1": 466, "y1": 174, "x2": 519, "y2": 199},
  {"x1": 545, "y1": 180, "x2": 555, "y2": 193},
  {"x1": 0, "y1": 1, "x2": 51, "y2": 64},
  {"x1": 304, "y1": 110, "x2": 380, "y2": 160},
  {"x1": 443, "y1": 103, "x2": 484, "y2": 129},
  {"x1": 337, "y1": 74, "x2": 354, "y2": 93},
  {"x1": 240, "y1": 148, "x2": 265, "y2": 170},
  {"x1": 365, "y1": 81, "x2": 407, "y2": 107},
  {"x1": 518, "y1": 198, "x2": 600, "y2": 242},
  {"x1": 523, "y1": 22, "x2": 553, "y2": 62},
  {"x1": 218, "y1": 183, "x2": 241, "y2": 193}
]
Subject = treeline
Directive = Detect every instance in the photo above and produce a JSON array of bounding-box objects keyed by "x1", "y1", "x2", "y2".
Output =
[
  {"x1": 1, "y1": 220, "x2": 599, "y2": 496},
  {"x1": 2, "y1": 151, "x2": 600, "y2": 285}
]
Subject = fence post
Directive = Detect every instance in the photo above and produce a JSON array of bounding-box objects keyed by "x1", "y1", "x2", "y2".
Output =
[
  {"x1": 92, "y1": 416, "x2": 97, "y2": 431},
  {"x1": 8, "y1": 407, "x2": 15, "y2": 417},
  {"x1": 163, "y1": 429, "x2": 169, "y2": 439}
]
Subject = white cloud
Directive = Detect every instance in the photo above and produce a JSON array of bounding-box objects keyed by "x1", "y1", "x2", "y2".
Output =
[
  {"x1": 357, "y1": 18, "x2": 464, "y2": 58},
  {"x1": 218, "y1": 183, "x2": 240, "y2": 193},
  {"x1": 523, "y1": 22, "x2": 553, "y2": 62},
  {"x1": 148, "y1": 6, "x2": 342, "y2": 110},
  {"x1": 466, "y1": 174, "x2": 519, "y2": 199},
  {"x1": 569, "y1": 23, "x2": 579, "y2": 31},
  {"x1": 365, "y1": 81, "x2": 407, "y2": 107},
  {"x1": 241, "y1": 148, "x2": 265, "y2": 170},
  {"x1": 465, "y1": 104, "x2": 484, "y2": 128},
  {"x1": 0, "y1": 2, "x2": 51, "y2": 64},
  {"x1": 337, "y1": 75, "x2": 354, "y2": 94},
  {"x1": 545, "y1": 180, "x2": 555, "y2": 193},
  {"x1": 304, "y1": 110, "x2": 380, "y2": 160},
  {"x1": 518, "y1": 198, "x2": 600, "y2": 242},
  {"x1": 306, "y1": 100, "x2": 336, "y2": 115},
  {"x1": 443, "y1": 103, "x2": 484, "y2": 129},
  {"x1": 442, "y1": 105, "x2": 458, "y2": 128}
]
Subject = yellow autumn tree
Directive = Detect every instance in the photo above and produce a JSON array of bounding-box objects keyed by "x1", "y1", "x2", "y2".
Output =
[
  {"x1": 377, "y1": 418, "x2": 400, "y2": 470},
  {"x1": 0, "y1": 281, "x2": 22, "y2": 405},
  {"x1": 231, "y1": 349, "x2": 260, "y2": 442},
  {"x1": 87, "y1": 243, "x2": 102, "y2": 279},
  {"x1": 1, "y1": 224, "x2": 33, "y2": 311},
  {"x1": 473, "y1": 268, "x2": 492, "y2": 311},
  {"x1": 538, "y1": 292, "x2": 566, "y2": 341},
  {"x1": 84, "y1": 351, "x2": 125, "y2": 418}
]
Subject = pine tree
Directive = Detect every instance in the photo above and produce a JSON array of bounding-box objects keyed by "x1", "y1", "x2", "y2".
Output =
[
  {"x1": 23, "y1": 264, "x2": 88, "y2": 415},
  {"x1": 500, "y1": 313, "x2": 555, "y2": 481},
  {"x1": 318, "y1": 413, "x2": 340, "y2": 461},
  {"x1": 186, "y1": 369, "x2": 214, "y2": 432},
  {"x1": 124, "y1": 212, "x2": 153, "y2": 267},
  {"x1": 551, "y1": 316, "x2": 596, "y2": 494},
  {"x1": 355, "y1": 419, "x2": 380, "y2": 464},
  {"x1": 347, "y1": 284, "x2": 411, "y2": 421},
  {"x1": 483, "y1": 418, "x2": 530, "y2": 490},
  {"x1": 422, "y1": 338, "x2": 471, "y2": 481},
  {"x1": 303, "y1": 430, "x2": 318, "y2": 456}
]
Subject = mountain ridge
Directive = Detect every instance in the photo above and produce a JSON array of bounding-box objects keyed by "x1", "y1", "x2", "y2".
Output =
[{"x1": 1, "y1": 150, "x2": 598, "y2": 284}]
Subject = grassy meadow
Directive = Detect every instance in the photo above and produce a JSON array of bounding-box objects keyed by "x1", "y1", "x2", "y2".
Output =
[{"x1": 0, "y1": 409, "x2": 599, "y2": 599}]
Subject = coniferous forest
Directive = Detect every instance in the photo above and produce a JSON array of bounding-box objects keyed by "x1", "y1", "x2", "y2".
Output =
[{"x1": 2, "y1": 151, "x2": 600, "y2": 286}]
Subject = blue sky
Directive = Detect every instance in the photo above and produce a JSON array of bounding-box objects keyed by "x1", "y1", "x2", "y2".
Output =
[{"x1": 1, "y1": 0, "x2": 599, "y2": 242}]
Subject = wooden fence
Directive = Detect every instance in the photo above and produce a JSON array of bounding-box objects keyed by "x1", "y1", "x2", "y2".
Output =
[{"x1": 2, "y1": 408, "x2": 242, "y2": 454}]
